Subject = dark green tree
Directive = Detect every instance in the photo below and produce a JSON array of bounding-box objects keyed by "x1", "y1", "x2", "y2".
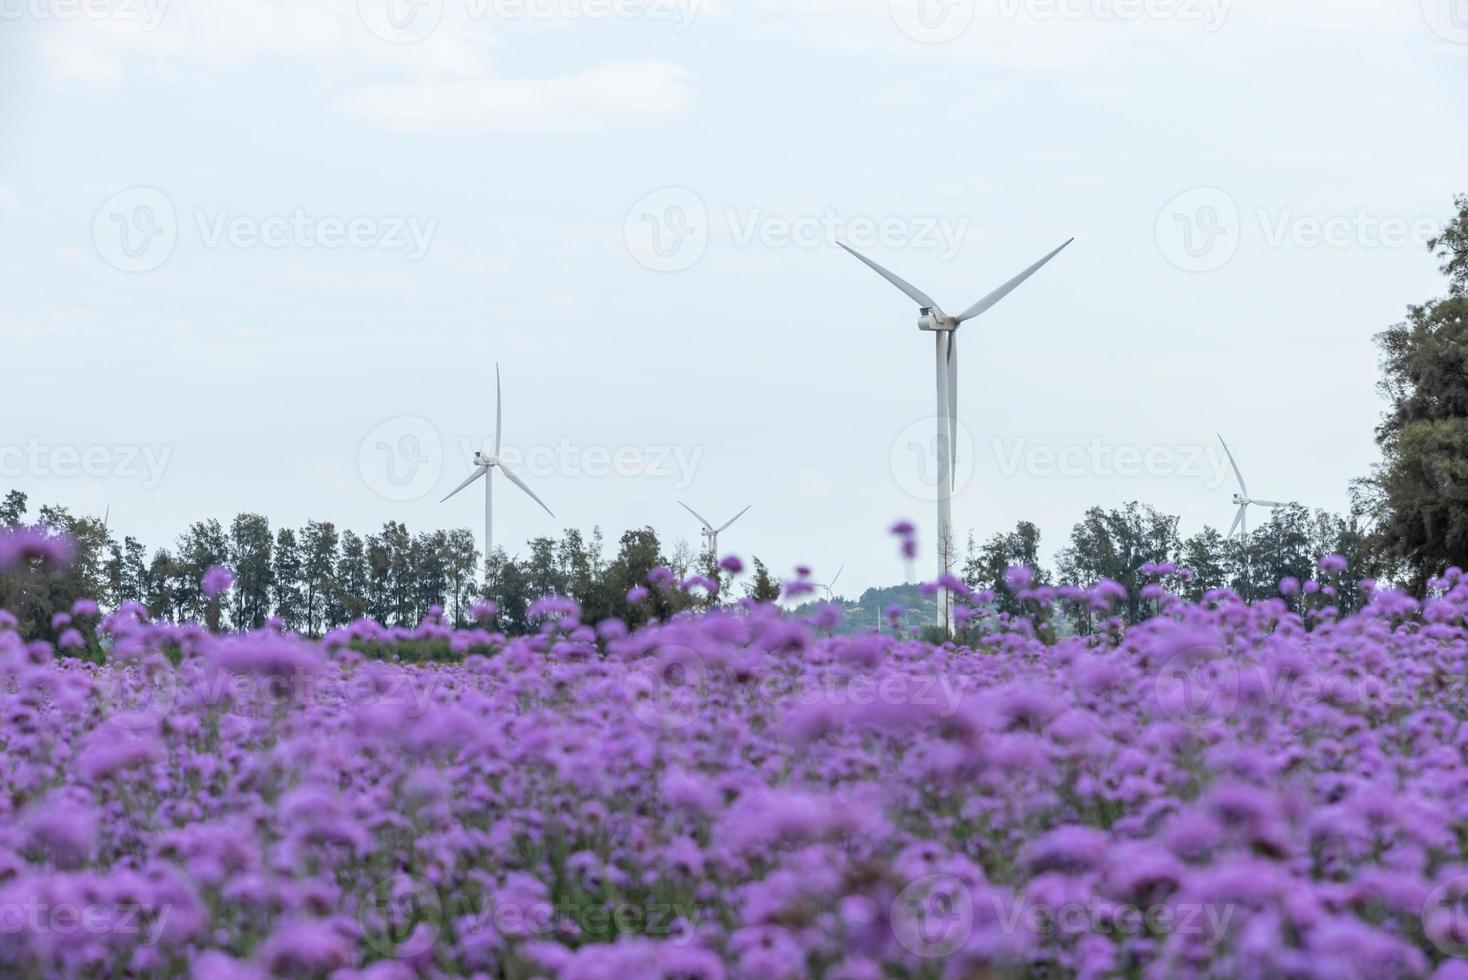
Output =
[{"x1": 1354, "y1": 196, "x2": 1468, "y2": 590}]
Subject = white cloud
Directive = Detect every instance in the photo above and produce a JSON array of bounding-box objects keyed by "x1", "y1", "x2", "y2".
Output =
[
  {"x1": 343, "y1": 61, "x2": 692, "y2": 133},
  {"x1": 0, "y1": 186, "x2": 15, "y2": 208},
  {"x1": 39, "y1": 2, "x2": 692, "y2": 131}
]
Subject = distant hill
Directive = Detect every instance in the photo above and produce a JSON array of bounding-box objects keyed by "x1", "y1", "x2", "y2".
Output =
[{"x1": 788, "y1": 583, "x2": 939, "y2": 636}]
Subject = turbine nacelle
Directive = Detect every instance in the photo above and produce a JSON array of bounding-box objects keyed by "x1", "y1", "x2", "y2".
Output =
[
  {"x1": 473, "y1": 451, "x2": 500, "y2": 468},
  {"x1": 917, "y1": 307, "x2": 957, "y2": 332},
  {"x1": 1233, "y1": 493, "x2": 1248, "y2": 506}
]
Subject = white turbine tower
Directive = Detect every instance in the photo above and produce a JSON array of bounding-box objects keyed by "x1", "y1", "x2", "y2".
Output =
[
  {"x1": 442, "y1": 365, "x2": 556, "y2": 569},
  {"x1": 1218, "y1": 434, "x2": 1286, "y2": 543},
  {"x1": 678, "y1": 501, "x2": 750, "y2": 564},
  {"x1": 814, "y1": 563, "x2": 845, "y2": 601},
  {"x1": 839, "y1": 237, "x2": 1074, "y2": 630}
]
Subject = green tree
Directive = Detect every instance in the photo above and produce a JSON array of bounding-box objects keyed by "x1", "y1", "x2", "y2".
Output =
[
  {"x1": 1058, "y1": 502, "x2": 1181, "y2": 626},
  {"x1": 300, "y1": 520, "x2": 339, "y2": 635},
  {"x1": 1356, "y1": 195, "x2": 1468, "y2": 590},
  {"x1": 228, "y1": 513, "x2": 274, "y2": 630},
  {"x1": 962, "y1": 520, "x2": 1047, "y2": 617},
  {"x1": 272, "y1": 527, "x2": 304, "y2": 629},
  {"x1": 0, "y1": 490, "x2": 27, "y2": 526}
]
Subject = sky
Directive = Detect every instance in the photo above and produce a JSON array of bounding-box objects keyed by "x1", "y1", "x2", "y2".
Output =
[{"x1": 1, "y1": 0, "x2": 1465, "y2": 595}]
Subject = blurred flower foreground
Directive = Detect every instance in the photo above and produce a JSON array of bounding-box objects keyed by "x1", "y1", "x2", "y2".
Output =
[{"x1": 3, "y1": 529, "x2": 1468, "y2": 979}]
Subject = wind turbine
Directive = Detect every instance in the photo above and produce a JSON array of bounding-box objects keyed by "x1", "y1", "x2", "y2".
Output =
[
  {"x1": 678, "y1": 501, "x2": 750, "y2": 564},
  {"x1": 839, "y1": 237, "x2": 1074, "y2": 630},
  {"x1": 1218, "y1": 434, "x2": 1287, "y2": 543},
  {"x1": 442, "y1": 365, "x2": 555, "y2": 569},
  {"x1": 813, "y1": 563, "x2": 845, "y2": 601}
]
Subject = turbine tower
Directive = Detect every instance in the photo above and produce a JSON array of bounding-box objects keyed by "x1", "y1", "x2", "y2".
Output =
[
  {"x1": 442, "y1": 365, "x2": 556, "y2": 569},
  {"x1": 1218, "y1": 434, "x2": 1287, "y2": 545},
  {"x1": 678, "y1": 501, "x2": 750, "y2": 564},
  {"x1": 839, "y1": 237, "x2": 1074, "y2": 630}
]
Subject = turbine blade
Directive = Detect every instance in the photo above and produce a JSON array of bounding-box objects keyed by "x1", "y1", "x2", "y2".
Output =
[
  {"x1": 441, "y1": 465, "x2": 489, "y2": 503},
  {"x1": 837, "y1": 243, "x2": 940, "y2": 311},
  {"x1": 1217, "y1": 434, "x2": 1249, "y2": 497},
  {"x1": 678, "y1": 501, "x2": 714, "y2": 531},
  {"x1": 1251, "y1": 499, "x2": 1286, "y2": 508},
  {"x1": 717, "y1": 505, "x2": 751, "y2": 534},
  {"x1": 494, "y1": 363, "x2": 503, "y2": 456},
  {"x1": 1227, "y1": 505, "x2": 1245, "y2": 539},
  {"x1": 954, "y1": 238, "x2": 1074, "y2": 324},
  {"x1": 831, "y1": 564, "x2": 844, "y2": 588},
  {"x1": 500, "y1": 464, "x2": 555, "y2": 519}
]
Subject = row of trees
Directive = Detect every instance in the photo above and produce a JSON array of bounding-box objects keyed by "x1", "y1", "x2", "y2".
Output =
[
  {"x1": 0, "y1": 491, "x2": 785, "y2": 640},
  {"x1": 960, "y1": 502, "x2": 1366, "y2": 635}
]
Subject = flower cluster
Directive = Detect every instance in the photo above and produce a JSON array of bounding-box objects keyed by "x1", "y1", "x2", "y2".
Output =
[{"x1": 4, "y1": 558, "x2": 1468, "y2": 978}]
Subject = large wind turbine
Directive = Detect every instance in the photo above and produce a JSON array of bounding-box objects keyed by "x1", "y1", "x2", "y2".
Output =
[
  {"x1": 1218, "y1": 434, "x2": 1287, "y2": 544},
  {"x1": 678, "y1": 501, "x2": 750, "y2": 564},
  {"x1": 442, "y1": 365, "x2": 555, "y2": 568},
  {"x1": 839, "y1": 237, "x2": 1074, "y2": 630}
]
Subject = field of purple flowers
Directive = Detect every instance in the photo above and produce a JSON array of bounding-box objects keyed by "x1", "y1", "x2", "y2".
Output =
[{"x1": 5, "y1": 528, "x2": 1468, "y2": 978}]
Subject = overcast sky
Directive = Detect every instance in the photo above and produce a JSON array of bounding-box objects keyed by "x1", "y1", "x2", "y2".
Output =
[{"x1": 2, "y1": 0, "x2": 1465, "y2": 594}]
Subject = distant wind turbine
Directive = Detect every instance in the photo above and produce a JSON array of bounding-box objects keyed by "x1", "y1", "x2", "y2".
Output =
[
  {"x1": 839, "y1": 237, "x2": 1074, "y2": 630},
  {"x1": 1218, "y1": 434, "x2": 1287, "y2": 543},
  {"x1": 813, "y1": 563, "x2": 845, "y2": 601},
  {"x1": 442, "y1": 365, "x2": 555, "y2": 568},
  {"x1": 678, "y1": 501, "x2": 750, "y2": 564}
]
